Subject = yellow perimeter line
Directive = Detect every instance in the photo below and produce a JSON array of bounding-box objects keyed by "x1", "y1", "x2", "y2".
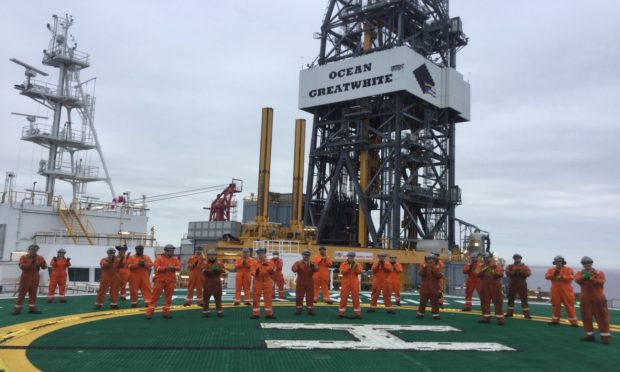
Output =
[{"x1": 0, "y1": 302, "x2": 618, "y2": 372}]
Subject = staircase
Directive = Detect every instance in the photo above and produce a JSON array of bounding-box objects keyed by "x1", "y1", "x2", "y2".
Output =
[{"x1": 56, "y1": 196, "x2": 96, "y2": 245}]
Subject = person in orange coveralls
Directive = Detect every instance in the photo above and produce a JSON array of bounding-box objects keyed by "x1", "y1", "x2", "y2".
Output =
[
  {"x1": 201, "y1": 249, "x2": 225, "y2": 318},
  {"x1": 313, "y1": 246, "x2": 333, "y2": 304},
  {"x1": 476, "y1": 252, "x2": 504, "y2": 325},
  {"x1": 368, "y1": 252, "x2": 395, "y2": 314},
  {"x1": 184, "y1": 246, "x2": 206, "y2": 307},
  {"x1": 250, "y1": 248, "x2": 276, "y2": 319},
  {"x1": 416, "y1": 254, "x2": 443, "y2": 320},
  {"x1": 291, "y1": 250, "x2": 318, "y2": 315},
  {"x1": 505, "y1": 253, "x2": 532, "y2": 318},
  {"x1": 146, "y1": 244, "x2": 181, "y2": 319},
  {"x1": 116, "y1": 245, "x2": 130, "y2": 301},
  {"x1": 95, "y1": 248, "x2": 121, "y2": 310},
  {"x1": 12, "y1": 244, "x2": 47, "y2": 315},
  {"x1": 271, "y1": 251, "x2": 285, "y2": 299},
  {"x1": 433, "y1": 252, "x2": 446, "y2": 308},
  {"x1": 461, "y1": 254, "x2": 481, "y2": 311},
  {"x1": 338, "y1": 251, "x2": 363, "y2": 319},
  {"x1": 545, "y1": 255, "x2": 578, "y2": 326},
  {"x1": 575, "y1": 256, "x2": 610, "y2": 345},
  {"x1": 388, "y1": 255, "x2": 403, "y2": 306},
  {"x1": 47, "y1": 248, "x2": 70, "y2": 303},
  {"x1": 127, "y1": 244, "x2": 153, "y2": 308},
  {"x1": 234, "y1": 247, "x2": 254, "y2": 306}
]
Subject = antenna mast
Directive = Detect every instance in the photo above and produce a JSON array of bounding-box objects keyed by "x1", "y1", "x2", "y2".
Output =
[{"x1": 11, "y1": 14, "x2": 115, "y2": 204}]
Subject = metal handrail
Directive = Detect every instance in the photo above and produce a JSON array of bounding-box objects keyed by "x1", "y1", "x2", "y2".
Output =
[
  {"x1": 253, "y1": 240, "x2": 301, "y2": 254},
  {"x1": 21, "y1": 123, "x2": 95, "y2": 146}
]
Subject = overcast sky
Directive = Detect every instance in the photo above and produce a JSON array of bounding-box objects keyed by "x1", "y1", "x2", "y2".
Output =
[{"x1": 1, "y1": 1, "x2": 619, "y2": 269}]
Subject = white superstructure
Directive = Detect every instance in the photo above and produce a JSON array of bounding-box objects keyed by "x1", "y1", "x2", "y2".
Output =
[{"x1": 1, "y1": 15, "x2": 155, "y2": 291}]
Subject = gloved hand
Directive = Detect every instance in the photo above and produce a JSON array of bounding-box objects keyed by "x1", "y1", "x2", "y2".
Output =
[
  {"x1": 166, "y1": 265, "x2": 174, "y2": 271},
  {"x1": 66, "y1": 257, "x2": 71, "y2": 262},
  {"x1": 583, "y1": 272, "x2": 591, "y2": 280},
  {"x1": 138, "y1": 260, "x2": 145, "y2": 267}
]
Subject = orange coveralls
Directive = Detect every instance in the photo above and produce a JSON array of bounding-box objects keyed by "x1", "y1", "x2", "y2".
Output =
[
  {"x1": 118, "y1": 254, "x2": 130, "y2": 300},
  {"x1": 389, "y1": 261, "x2": 403, "y2": 305},
  {"x1": 185, "y1": 255, "x2": 206, "y2": 305},
  {"x1": 545, "y1": 266, "x2": 578, "y2": 325},
  {"x1": 271, "y1": 257, "x2": 285, "y2": 299},
  {"x1": 13, "y1": 254, "x2": 47, "y2": 313},
  {"x1": 252, "y1": 259, "x2": 275, "y2": 317},
  {"x1": 313, "y1": 254, "x2": 332, "y2": 303},
  {"x1": 370, "y1": 261, "x2": 393, "y2": 311},
  {"x1": 234, "y1": 257, "x2": 254, "y2": 304},
  {"x1": 47, "y1": 257, "x2": 70, "y2": 302},
  {"x1": 292, "y1": 260, "x2": 317, "y2": 312},
  {"x1": 146, "y1": 255, "x2": 180, "y2": 317},
  {"x1": 476, "y1": 262, "x2": 504, "y2": 323},
  {"x1": 417, "y1": 262, "x2": 443, "y2": 319},
  {"x1": 202, "y1": 259, "x2": 225, "y2": 315},
  {"x1": 437, "y1": 259, "x2": 445, "y2": 307},
  {"x1": 338, "y1": 261, "x2": 362, "y2": 317},
  {"x1": 462, "y1": 261, "x2": 481, "y2": 310},
  {"x1": 96, "y1": 257, "x2": 121, "y2": 307},
  {"x1": 127, "y1": 254, "x2": 153, "y2": 306},
  {"x1": 505, "y1": 263, "x2": 531, "y2": 316},
  {"x1": 575, "y1": 270, "x2": 610, "y2": 343}
]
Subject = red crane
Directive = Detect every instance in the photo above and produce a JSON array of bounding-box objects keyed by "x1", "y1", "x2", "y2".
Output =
[{"x1": 208, "y1": 179, "x2": 243, "y2": 221}]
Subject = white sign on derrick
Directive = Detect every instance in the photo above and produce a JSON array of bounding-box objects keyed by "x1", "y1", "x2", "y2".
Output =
[{"x1": 298, "y1": 46, "x2": 470, "y2": 122}]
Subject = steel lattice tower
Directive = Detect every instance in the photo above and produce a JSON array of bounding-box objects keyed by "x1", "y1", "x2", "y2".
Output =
[{"x1": 301, "y1": 0, "x2": 468, "y2": 250}]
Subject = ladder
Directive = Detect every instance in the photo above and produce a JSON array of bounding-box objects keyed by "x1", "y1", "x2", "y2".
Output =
[{"x1": 56, "y1": 196, "x2": 96, "y2": 245}]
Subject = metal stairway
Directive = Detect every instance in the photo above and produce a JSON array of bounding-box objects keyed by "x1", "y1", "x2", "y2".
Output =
[{"x1": 56, "y1": 196, "x2": 96, "y2": 245}]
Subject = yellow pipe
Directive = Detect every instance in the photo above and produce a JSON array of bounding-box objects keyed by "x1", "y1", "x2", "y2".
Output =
[
  {"x1": 358, "y1": 143, "x2": 369, "y2": 247},
  {"x1": 290, "y1": 119, "x2": 306, "y2": 231},
  {"x1": 256, "y1": 107, "x2": 273, "y2": 225},
  {"x1": 358, "y1": 24, "x2": 372, "y2": 247},
  {"x1": 363, "y1": 22, "x2": 372, "y2": 53}
]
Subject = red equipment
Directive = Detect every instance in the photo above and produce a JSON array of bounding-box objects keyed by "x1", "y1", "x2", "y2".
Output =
[{"x1": 208, "y1": 179, "x2": 242, "y2": 221}]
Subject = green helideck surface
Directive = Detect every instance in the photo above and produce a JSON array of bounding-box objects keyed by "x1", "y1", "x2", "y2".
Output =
[{"x1": 1, "y1": 291, "x2": 618, "y2": 372}]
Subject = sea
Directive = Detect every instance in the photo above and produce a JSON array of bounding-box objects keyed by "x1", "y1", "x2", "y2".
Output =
[{"x1": 527, "y1": 266, "x2": 620, "y2": 301}]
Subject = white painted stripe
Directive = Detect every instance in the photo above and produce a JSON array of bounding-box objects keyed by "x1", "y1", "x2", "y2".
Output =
[
  {"x1": 403, "y1": 299, "x2": 419, "y2": 305},
  {"x1": 262, "y1": 323, "x2": 514, "y2": 351}
]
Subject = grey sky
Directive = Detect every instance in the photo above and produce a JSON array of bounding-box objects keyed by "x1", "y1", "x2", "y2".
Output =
[{"x1": 1, "y1": 1, "x2": 619, "y2": 268}]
